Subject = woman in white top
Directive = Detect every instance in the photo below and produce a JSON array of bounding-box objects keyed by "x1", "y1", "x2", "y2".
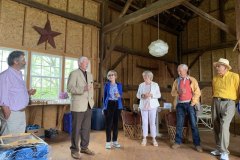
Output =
[{"x1": 136, "y1": 70, "x2": 161, "y2": 146}]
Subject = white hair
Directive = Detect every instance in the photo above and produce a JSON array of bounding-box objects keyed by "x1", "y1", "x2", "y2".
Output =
[
  {"x1": 142, "y1": 70, "x2": 153, "y2": 80},
  {"x1": 78, "y1": 56, "x2": 88, "y2": 64},
  {"x1": 178, "y1": 64, "x2": 188, "y2": 71}
]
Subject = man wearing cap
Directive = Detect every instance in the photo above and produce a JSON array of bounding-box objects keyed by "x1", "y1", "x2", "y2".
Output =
[{"x1": 211, "y1": 58, "x2": 239, "y2": 160}]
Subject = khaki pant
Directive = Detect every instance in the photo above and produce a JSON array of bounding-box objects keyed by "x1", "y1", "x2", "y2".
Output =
[
  {"x1": 70, "y1": 107, "x2": 92, "y2": 153},
  {"x1": 212, "y1": 98, "x2": 235, "y2": 153},
  {"x1": 0, "y1": 110, "x2": 26, "y2": 136}
]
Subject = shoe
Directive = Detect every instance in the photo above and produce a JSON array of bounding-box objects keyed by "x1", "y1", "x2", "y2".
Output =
[
  {"x1": 105, "y1": 142, "x2": 112, "y2": 149},
  {"x1": 112, "y1": 141, "x2": 121, "y2": 148},
  {"x1": 80, "y1": 148, "x2": 95, "y2": 155},
  {"x1": 195, "y1": 146, "x2": 203, "y2": 152},
  {"x1": 171, "y1": 143, "x2": 181, "y2": 149},
  {"x1": 220, "y1": 152, "x2": 229, "y2": 160},
  {"x1": 71, "y1": 152, "x2": 81, "y2": 159},
  {"x1": 141, "y1": 138, "x2": 147, "y2": 146},
  {"x1": 211, "y1": 149, "x2": 221, "y2": 156},
  {"x1": 152, "y1": 138, "x2": 158, "y2": 147}
]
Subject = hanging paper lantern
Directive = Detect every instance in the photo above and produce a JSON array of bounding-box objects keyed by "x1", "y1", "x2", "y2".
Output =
[{"x1": 148, "y1": 39, "x2": 169, "y2": 57}]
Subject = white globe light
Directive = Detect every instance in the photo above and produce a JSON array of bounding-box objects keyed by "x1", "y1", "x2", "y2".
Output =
[{"x1": 148, "y1": 39, "x2": 169, "y2": 57}]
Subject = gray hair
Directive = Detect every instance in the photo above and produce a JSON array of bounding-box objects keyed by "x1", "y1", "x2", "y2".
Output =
[
  {"x1": 78, "y1": 56, "x2": 89, "y2": 64},
  {"x1": 107, "y1": 70, "x2": 117, "y2": 80},
  {"x1": 7, "y1": 51, "x2": 25, "y2": 66},
  {"x1": 142, "y1": 70, "x2": 153, "y2": 80},
  {"x1": 178, "y1": 64, "x2": 188, "y2": 71}
]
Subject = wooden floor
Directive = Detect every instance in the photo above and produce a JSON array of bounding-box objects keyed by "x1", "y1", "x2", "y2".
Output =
[{"x1": 46, "y1": 130, "x2": 240, "y2": 160}]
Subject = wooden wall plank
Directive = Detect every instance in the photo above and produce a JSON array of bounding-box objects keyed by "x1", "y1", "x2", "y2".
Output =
[
  {"x1": 225, "y1": 11, "x2": 236, "y2": 42},
  {"x1": 84, "y1": 0, "x2": 100, "y2": 22},
  {"x1": 83, "y1": 25, "x2": 92, "y2": 58},
  {"x1": 225, "y1": 48, "x2": 238, "y2": 73},
  {"x1": 49, "y1": 0, "x2": 67, "y2": 11},
  {"x1": 122, "y1": 25, "x2": 132, "y2": 49},
  {"x1": 68, "y1": 0, "x2": 84, "y2": 16},
  {"x1": 188, "y1": 53, "x2": 200, "y2": 80},
  {"x1": 187, "y1": 18, "x2": 198, "y2": 49},
  {"x1": 210, "y1": 0, "x2": 218, "y2": 11},
  {"x1": 199, "y1": 18, "x2": 210, "y2": 47},
  {"x1": 142, "y1": 23, "x2": 151, "y2": 53},
  {"x1": 133, "y1": 23, "x2": 142, "y2": 51},
  {"x1": 198, "y1": 0, "x2": 210, "y2": 12},
  {"x1": 65, "y1": 21, "x2": 83, "y2": 56},
  {"x1": 24, "y1": 7, "x2": 47, "y2": 49},
  {"x1": 0, "y1": 0, "x2": 24, "y2": 46},
  {"x1": 200, "y1": 51, "x2": 212, "y2": 81},
  {"x1": 33, "y1": 0, "x2": 48, "y2": 5}
]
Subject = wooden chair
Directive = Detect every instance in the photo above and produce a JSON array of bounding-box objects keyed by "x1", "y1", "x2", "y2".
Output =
[{"x1": 121, "y1": 110, "x2": 142, "y2": 139}]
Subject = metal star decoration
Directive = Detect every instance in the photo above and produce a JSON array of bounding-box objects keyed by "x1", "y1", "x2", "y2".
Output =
[{"x1": 33, "y1": 19, "x2": 61, "y2": 48}]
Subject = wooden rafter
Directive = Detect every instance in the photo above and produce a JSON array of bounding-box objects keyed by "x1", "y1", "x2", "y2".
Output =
[
  {"x1": 165, "y1": 63, "x2": 177, "y2": 79},
  {"x1": 12, "y1": 0, "x2": 101, "y2": 28},
  {"x1": 103, "y1": 0, "x2": 133, "y2": 64},
  {"x1": 103, "y1": 0, "x2": 186, "y2": 33},
  {"x1": 110, "y1": 53, "x2": 127, "y2": 70},
  {"x1": 188, "y1": 51, "x2": 205, "y2": 70},
  {"x1": 182, "y1": 1, "x2": 236, "y2": 37}
]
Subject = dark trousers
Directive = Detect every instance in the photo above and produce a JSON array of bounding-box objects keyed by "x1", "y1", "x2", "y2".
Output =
[
  {"x1": 70, "y1": 108, "x2": 92, "y2": 153},
  {"x1": 104, "y1": 100, "x2": 120, "y2": 142},
  {"x1": 175, "y1": 102, "x2": 201, "y2": 146}
]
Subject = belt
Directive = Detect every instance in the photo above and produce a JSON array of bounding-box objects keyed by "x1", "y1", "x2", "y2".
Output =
[{"x1": 214, "y1": 97, "x2": 232, "y2": 101}]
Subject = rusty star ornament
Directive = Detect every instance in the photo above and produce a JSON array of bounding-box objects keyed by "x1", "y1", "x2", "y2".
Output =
[{"x1": 33, "y1": 19, "x2": 61, "y2": 48}]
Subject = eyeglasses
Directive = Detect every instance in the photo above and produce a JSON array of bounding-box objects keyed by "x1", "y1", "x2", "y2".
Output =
[{"x1": 108, "y1": 74, "x2": 114, "y2": 77}]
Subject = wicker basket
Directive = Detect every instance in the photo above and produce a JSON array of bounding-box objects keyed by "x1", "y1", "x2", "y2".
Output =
[
  {"x1": 165, "y1": 111, "x2": 189, "y2": 143},
  {"x1": 167, "y1": 125, "x2": 188, "y2": 143},
  {"x1": 121, "y1": 110, "x2": 142, "y2": 140}
]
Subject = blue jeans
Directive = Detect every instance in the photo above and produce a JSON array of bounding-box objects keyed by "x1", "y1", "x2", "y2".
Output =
[{"x1": 175, "y1": 102, "x2": 201, "y2": 146}]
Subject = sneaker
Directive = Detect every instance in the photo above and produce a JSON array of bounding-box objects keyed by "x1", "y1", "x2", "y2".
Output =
[
  {"x1": 220, "y1": 152, "x2": 229, "y2": 160},
  {"x1": 211, "y1": 149, "x2": 221, "y2": 156},
  {"x1": 171, "y1": 143, "x2": 181, "y2": 149},
  {"x1": 141, "y1": 138, "x2": 147, "y2": 146},
  {"x1": 112, "y1": 141, "x2": 121, "y2": 148},
  {"x1": 80, "y1": 148, "x2": 95, "y2": 155},
  {"x1": 105, "y1": 142, "x2": 112, "y2": 149},
  {"x1": 71, "y1": 152, "x2": 81, "y2": 159},
  {"x1": 152, "y1": 138, "x2": 158, "y2": 147},
  {"x1": 195, "y1": 146, "x2": 203, "y2": 152}
]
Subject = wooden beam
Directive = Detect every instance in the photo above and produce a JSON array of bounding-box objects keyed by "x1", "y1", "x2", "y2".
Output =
[
  {"x1": 103, "y1": 0, "x2": 185, "y2": 33},
  {"x1": 165, "y1": 63, "x2": 177, "y2": 79},
  {"x1": 182, "y1": 1, "x2": 236, "y2": 37},
  {"x1": 12, "y1": 0, "x2": 101, "y2": 28},
  {"x1": 188, "y1": 51, "x2": 205, "y2": 69},
  {"x1": 108, "y1": 1, "x2": 179, "y2": 35},
  {"x1": 119, "y1": 0, "x2": 133, "y2": 18},
  {"x1": 182, "y1": 41, "x2": 236, "y2": 55},
  {"x1": 113, "y1": 45, "x2": 178, "y2": 64},
  {"x1": 110, "y1": 53, "x2": 127, "y2": 70}
]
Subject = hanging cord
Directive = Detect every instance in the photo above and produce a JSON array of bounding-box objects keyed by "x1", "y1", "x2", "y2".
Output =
[{"x1": 158, "y1": 13, "x2": 159, "y2": 40}]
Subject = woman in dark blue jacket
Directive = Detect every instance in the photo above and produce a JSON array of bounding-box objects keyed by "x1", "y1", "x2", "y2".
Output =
[{"x1": 103, "y1": 70, "x2": 123, "y2": 149}]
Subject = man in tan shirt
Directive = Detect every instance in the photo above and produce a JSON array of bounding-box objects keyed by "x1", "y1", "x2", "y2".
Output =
[{"x1": 67, "y1": 56, "x2": 94, "y2": 159}]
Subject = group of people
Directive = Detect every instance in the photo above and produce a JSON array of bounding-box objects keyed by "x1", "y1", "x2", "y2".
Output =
[{"x1": 0, "y1": 50, "x2": 239, "y2": 160}]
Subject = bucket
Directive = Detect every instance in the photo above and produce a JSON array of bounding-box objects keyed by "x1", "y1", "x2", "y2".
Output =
[{"x1": 91, "y1": 108, "x2": 105, "y2": 130}]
